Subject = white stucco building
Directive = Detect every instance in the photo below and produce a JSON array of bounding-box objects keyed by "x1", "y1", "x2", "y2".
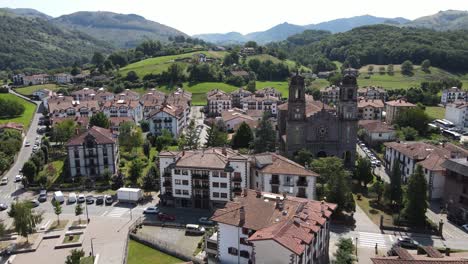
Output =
[
  {"x1": 358, "y1": 120, "x2": 396, "y2": 147},
  {"x1": 207, "y1": 89, "x2": 233, "y2": 115},
  {"x1": 445, "y1": 102, "x2": 468, "y2": 128},
  {"x1": 146, "y1": 104, "x2": 186, "y2": 138},
  {"x1": 441, "y1": 87, "x2": 466, "y2": 105}
]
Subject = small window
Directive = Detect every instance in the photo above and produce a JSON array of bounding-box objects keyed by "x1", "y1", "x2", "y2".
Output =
[
  {"x1": 182, "y1": 190, "x2": 189, "y2": 195},
  {"x1": 242, "y1": 228, "x2": 249, "y2": 235},
  {"x1": 175, "y1": 189, "x2": 181, "y2": 195},
  {"x1": 240, "y1": 250, "x2": 250, "y2": 258},
  {"x1": 212, "y1": 182, "x2": 219, "y2": 188},
  {"x1": 174, "y1": 169, "x2": 181, "y2": 175},
  {"x1": 220, "y1": 183, "x2": 227, "y2": 188},
  {"x1": 182, "y1": 180, "x2": 189, "y2": 185},
  {"x1": 182, "y1": 170, "x2": 188, "y2": 175},
  {"x1": 212, "y1": 171, "x2": 219, "y2": 177},
  {"x1": 175, "y1": 179, "x2": 181, "y2": 185},
  {"x1": 220, "y1": 172, "x2": 227, "y2": 178},
  {"x1": 228, "y1": 247, "x2": 238, "y2": 255},
  {"x1": 234, "y1": 172, "x2": 241, "y2": 177},
  {"x1": 213, "y1": 192, "x2": 220, "y2": 198},
  {"x1": 220, "y1": 193, "x2": 228, "y2": 198}
]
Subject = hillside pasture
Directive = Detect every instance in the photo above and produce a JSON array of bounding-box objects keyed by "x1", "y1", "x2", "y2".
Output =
[
  {"x1": 0, "y1": 93, "x2": 36, "y2": 128},
  {"x1": 15, "y1": 83, "x2": 59, "y2": 96}
]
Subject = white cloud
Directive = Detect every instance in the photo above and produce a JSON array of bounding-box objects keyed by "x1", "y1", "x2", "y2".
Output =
[{"x1": 1, "y1": 0, "x2": 466, "y2": 35}]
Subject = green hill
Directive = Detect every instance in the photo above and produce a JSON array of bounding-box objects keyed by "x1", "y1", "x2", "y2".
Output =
[
  {"x1": 0, "y1": 13, "x2": 112, "y2": 71},
  {"x1": 246, "y1": 54, "x2": 310, "y2": 71},
  {"x1": 119, "y1": 51, "x2": 227, "y2": 78},
  {"x1": 405, "y1": 10, "x2": 468, "y2": 31}
]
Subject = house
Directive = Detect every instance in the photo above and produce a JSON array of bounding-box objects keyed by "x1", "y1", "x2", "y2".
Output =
[
  {"x1": 158, "y1": 147, "x2": 250, "y2": 209},
  {"x1": 357, "y1": 86, "x2": 387, "y2": 101},
  {"x1": 240, "y1": 95, "x2": 279, "y2": 115},
  {"x1": 71, "y1": 73, "x2": 90, "y2": 83},
  {"x1": 140, "y1": 90, "x2": 166, "y2": 118},
  {"x1": 50, "y1": 116, "x2": 89, "y2": 133},
  {"x1": 12, "y1": 74, "x2": 25, "y2": 85},
  {"x1": 146, "y1": 103, "x2": 186, "y2": 138},
  {"x1": 441, "y1": 87, "x2": 466, "y2": 105},
  {"x1": 109, "y1": 117, "x2": 133, "y2": 133},
  {"x1": 207, "y1": 89, "x2": 233, "y2": 115},
  {"x1": 53, "y1": 73, "x2": 72, "y2": 84},
  {"x1": 32, "y1": 89, "x2": 54, "y2": 102},
  {"x1": 210, "y1": 189, "x2": 336, "y2": 264},
  {"x1": 317, "y1": 71, "x2": 333, "y2": 79},
  {"x1": 255, "y1": 87, "x2": 282, "y2": 100},
  {"x1": 71, "y1": 88, "x2": 97, "y2": 101},
  {"x1": 240, "y1": 47, "x2": 256, "y2": 56},
  {"x1": 384, "y1": 141, "x2": 468, "y2": 199},
  {"x1": 442, "y1": 157, "x2": 468, "y2": 222},
  {"x1": 220, "y1": 108, "x2": 256, "y2": 132},
  {"x1": 385, "y1": 99, "x2": 416, "y2": 124},
  {"x1": 230, "y1": 88, "x2": 252, "y2": 108},
  {"x1": 23, "y1": 74, "x2": 49, "y2": 86},
  {"x1": 101, "y1": 99, "x2": 143, "y2": 123},
  {"x1": 66, "y1": 126, "x2": 118, "y2": 178},
  {"x1": 358, "y1": 120, "x2": 396, "y2": 147},
  {"x1": 115, "y1": 89, "x2": 141, "y2": 101},
  {"x1": 47, "y1": 96, "x2": 100, "y2": 118},
  {"x1": 372, "y1": 246, "x2": 468, "y2": 264},
  {"x1": 445, "y1": 102, "x2": 468, "y2": 128},
  {"x1": 358, "y1": 98, "x2": 384, "y2": 120},
  {"x1": 320, "y1": 86, "x2": 340, "y2": 104},
  {"x1": 251, "y1": 153, "x2": 319, "y2": 199}
]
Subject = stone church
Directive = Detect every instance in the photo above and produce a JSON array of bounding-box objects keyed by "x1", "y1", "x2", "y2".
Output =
[{"x1": 278, "y1": 73, "x2": 358, "y2": 168}]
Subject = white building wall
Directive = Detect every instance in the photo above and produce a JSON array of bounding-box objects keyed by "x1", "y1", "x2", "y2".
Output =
[
  {"x1": 218, "y1": 223, "x2": 252, "y2": 264},
  {"x1": 445, "y1": 105, "x2": 466, "y2": 128},
  {"x1": 425, "y1": 170, "x2": 445, "y2": 200},
  {"x1": 252, "y1": 240, "x2": 296, "y2": 264}
]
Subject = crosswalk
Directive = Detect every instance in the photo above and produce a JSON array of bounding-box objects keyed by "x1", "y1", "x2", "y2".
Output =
[
  {"x1": 357, "y1": 232, "x2": 389, "y2": 249},
  {"x1": 102, "y1": 207, "x2": 130, "y2": 218}
]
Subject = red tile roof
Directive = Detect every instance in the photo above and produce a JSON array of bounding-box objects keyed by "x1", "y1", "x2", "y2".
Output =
[
  {"x1": 386, "y1": 99, "x2": 416, "y2": 107},
  {"x1": 67, "y1": 126, "x2": 116, "y2": 146},
  {"x1": 358, "y1": 120, "x2": 394, "y2": 133},
  {"x1": 358, "y1": 98, "x2": 385, "y2": 108},
  {"x1": 253, "y1": 153, "x2": 319, "y2": 177}
]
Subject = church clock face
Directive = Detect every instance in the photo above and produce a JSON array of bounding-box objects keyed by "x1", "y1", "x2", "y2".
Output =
[{"x1": 318, "y1": 126, "x2": 328, "y2": 138}]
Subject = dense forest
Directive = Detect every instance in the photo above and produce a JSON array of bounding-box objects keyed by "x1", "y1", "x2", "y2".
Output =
[
  {"x1": 267, "y1": 25, "x2": 468, "y2": 72},
  {"x1": 0, "y1": 15, "x2": 112, "y2": 71}
]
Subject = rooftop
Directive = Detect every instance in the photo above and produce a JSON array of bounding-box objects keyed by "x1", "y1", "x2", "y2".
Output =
[
  {"x1": 253, "y1": 153, "x2": 319, "y2": 177},
  {"x1": 386, "y1": 99, "x2": 416, "y2": 107},
  {"x1": 359, "y1": 120, "x2": 394, "y2": 133},
  {"x1": 67, "y1": 126, "x2": 116, "y2": 146}
]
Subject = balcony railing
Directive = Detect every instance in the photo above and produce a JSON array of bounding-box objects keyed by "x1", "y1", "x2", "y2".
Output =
[
  {"x1": 232, "y1": 176, "x2": 242, "y2": 182},
  {"x1": 192, "y1": 174, "x2": 209, "y2": 180},
  {"x1": 193, "y1": 184, "x2": 209, "y2": 190},
  {"x1": 270, "y1": 179, "x2": 280, "y2": 185},
  {"x1": 163, "y1": 181, "x2": 172, "y2": 187},
  {"x1": 232, "y1": 187, "x2": 242, "y2": 193},
  {"x1": 297, "y1": 180, "x2": 308, "y2": 187},
  {"x1": 297, "y1": 192, "x2": 307, "y2": 198}
]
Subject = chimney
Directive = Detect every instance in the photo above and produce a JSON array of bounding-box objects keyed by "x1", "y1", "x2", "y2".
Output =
[
  {"x1": 239, "y1": 206, "x2": 245, "y2": 226},
  {"x1": 276, "y1": 196, "x2": 284, "y2": 210},
  {"x1": 222, "y1": 146, "x2": 227, "y2": 156}
]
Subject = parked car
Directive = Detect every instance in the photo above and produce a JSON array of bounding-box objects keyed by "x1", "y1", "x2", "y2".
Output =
[
  {"x1": 185, "y1": 224, "x2": 205, "y2": 235},
  {"x1": 77, "y1": 194, "x2": 85, "y2": 203},
  {"x1": 0, "y1": 177, "x2": 8, "y2": 185},
  {"x1": 24, "y1": 141, "x2": 31, "y2": 147},
  {"x1": 38, "y1": 190, "x2": 47, "y2": 202},
  {"x1": 15, "y1": 174, "x2": 23, "y2": 182},
  {"x1": 396, "y1": 236, "x2": 419, "y2": 249},
  {"x1": 95, "y1": 196, "x2": 104, "y2": 205},
  {"x1": 29, "y1": 199, "x2": 40, "y2": 208},
  {"x1": 68, "y1": 193, "x2": 77, "y2": 204},
  {"x1": 462, "y1": 224, "x2": 468, "y2": 233},
  {"x1": 158, "y1": 213, "x2": 176, "y2": 221},
  {"x1": 198, "y1": 217, "x2": 214, "y2": 225},
  {"x1": 143, "y1": 206, "x2": 159, "y2": 214},
  {"x1": 86, "y1": 195, "x2": 94, "y2": 204},
  {"x1": 0, "y1": 243, "x2": 15, "y2": 257},
  {"x1": 53, "y1": 191, "x2": 65, "y2": 204},
  {"x1": 104, "y1": 195, "x2": 113, "y2": 205},
  {"x1": 0, "y1": 203, "x2": 8, "y2": 211}
]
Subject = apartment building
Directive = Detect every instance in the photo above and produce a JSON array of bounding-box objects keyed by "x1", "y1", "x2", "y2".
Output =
[
  {"x1": 320, "y1": 86, "x2": 340, "y2": 104},
  {"x1": 441, "y1": 87, "x2": 466, "y2": 105},
  {"x1": 240, "y1": 95, "x2": 279, "y2": 115},
  {"x1": 441, "y1": 157, "x2": 468, "y2": 222},
  {"x1": 66, "y1": 126, "x2": 118, "y2": 178},
  {"x1": 357, "y1": 86, "x2": 387, "y2": 101},
  {"x1": 146, "y1": 104, "x2": 186, "y2": 137},
  {"x1": 445, "y1": 102, "x2": 468, "y2": 128},
  {"x1": 385, "y1": 99, "x2": 416, "y2": 124},
  {"x1": 210, "y1": 190, "x2": 336, "y2": 264},
  {"x1": 358, "y1": 98, "x2": 384, "y2": 120},
  {"x1": 207, "y1": 89, "x2": 233, "y2": 115}
]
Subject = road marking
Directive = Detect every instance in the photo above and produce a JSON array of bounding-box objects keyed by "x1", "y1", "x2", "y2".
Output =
[
  {"x1": 358, "y1": 232, "x2": 388, "y2": 249},
  {"x1": 389, "y1": 236, "x2": 395, "y2": 242},
  {"x1": 106, "y1": 207, "x2": 130, "y2": 218},
  {"x1": 100, "y1": 211, "x2": 108, "y2": 217}
]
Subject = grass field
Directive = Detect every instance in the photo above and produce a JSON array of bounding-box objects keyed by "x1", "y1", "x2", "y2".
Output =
[
  {"x1": 120, "y1": 51, "x2": 227, "y2": 78},
  {"x1": 0, "y1": 93, "x2": 36, "y2": 128},
  {"x1": 15, "y1": 84, "x2": 59, "y2": 96},
  {"x1": 127, "y1": 239, "x2": 182, "y2": 264},
  {"x1": 357, "y1": 65, "x2": 468, "y2": 89},
  {"x1": 246, "y1": 54, "x2": 310, "y2": 72},
  {"x1": 425, "y1": 106, "x2": 446, "y2": 120}
]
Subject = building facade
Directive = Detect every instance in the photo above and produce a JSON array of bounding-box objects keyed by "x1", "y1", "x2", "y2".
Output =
[
  {"x1": 147, "y1": 104, "x2": 185, "y2": 137},
  {"x1": 240, "y1": 95, "x2": 279, "y2": 116},
  {"x1": 66, "y1": 126, "x2": 118, "y2": 178},
  {"x1": 207, "y1": 89, "x2": 233, "y2": 115},
  {"x1": 358, "y1": 98, "x2": 384, "y2": 120},
  {"x1": 441, "y1": 158, "x2": 468, "y2": 222},
  {"x1": 358, "y1": 120, "x2": 396, "y2": 147},
  {"x1": 279, "y1": 74, "x2": 358, "y2": 168},
  {"x1": 385, "y1": 99, "x2": 416, "y2": 124},
  {"x1": 445, "y1": 102, "x2": 468, "y2": 128},
  {"x1": 319, "y1": 86, "x2": 340, "y2": 104},
  {"x1": 357, "y1": 86, "x2": 387, "y2": 101},
  {"x1": 441, "y1": 87, "x2": 466, "y2": 105}
]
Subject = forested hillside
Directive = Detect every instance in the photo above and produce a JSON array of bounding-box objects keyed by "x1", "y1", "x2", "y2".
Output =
[
  {"x1": 268, "y1": 25, "x2": 468, "y2": 72},
  {"x1": 0, "y1": 14, "x2": 112, "y2": 71}
]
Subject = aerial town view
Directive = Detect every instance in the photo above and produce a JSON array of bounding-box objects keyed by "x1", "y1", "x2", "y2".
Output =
[{"x1": 0, "y1": 0, "x2": 467, "y2": 263}]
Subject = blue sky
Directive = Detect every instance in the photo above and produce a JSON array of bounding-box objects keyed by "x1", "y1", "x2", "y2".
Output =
[{"x1": 0, "y1": 0, "x2": 466, "y2": 35}]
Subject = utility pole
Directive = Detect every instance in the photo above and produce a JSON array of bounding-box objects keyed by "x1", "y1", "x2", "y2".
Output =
[
  {"x1": 90, "y1": 238, "x2": 95, "y2": 257},
  {"x1": 355, "y1": 237, "x2": 358, "y2": 256},
  {"x1": 85, "y1": 201, "x2": 90, "y2": 223}
]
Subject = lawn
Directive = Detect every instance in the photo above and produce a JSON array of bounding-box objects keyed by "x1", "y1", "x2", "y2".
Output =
[
  {"x1": 62, "y1": 233, "x2": 81, "y2": 244},
  {"x1": 120, "y1": 51, "x2": 227, "y2": 78},
  {"x1": 0, "y1": 93, "x2": 37, "y2": 128},
  {"x1": 37, "y1": 159, "x2": 65, "y2": 187},
  {"x1": 15, "y1": 84, "x2": 58, "y2": 96},
  {"x1": 48, "y1": 220, "x2": 69, "y2": 231},
  {"x1": 127, "y1": 239, "x2": 183, "y2": 264},
  {"x1": 354, "y1": 194, "x2": 393, "y2": 227},
  {"x1": 425, "y1": 106, "x2": 446, "y2": 120},
  {"x1": 357, "y1": 65, "x2": 468, "y2": 90},
  {"x1": 80, "y1": 256, "x2": 95, "y2": 264},
  {"x1": 246, "y1": 54, "x2": 310, "y2": 72}
]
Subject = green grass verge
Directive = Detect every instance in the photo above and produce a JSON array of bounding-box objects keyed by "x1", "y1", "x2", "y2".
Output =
[
  {"x1": 120, "y1": 51, "x2": 227, "y2": 78},
  {"x1": 353, "y1": 194, "x2": 393, "y2": 227},
  {"x1": 49, "y1": 220, "x2": 69, "y2": 231},
  {"x1": 0, "y1": 93, "x2": 36, "y2": 128},
  {"x1": 63, "y1": 234, "x2": 81, "y2": 244},
  {"x1": 15, "y1": 84, "x2": 58, "y2": 96},
  {"x1": 425, "y1": 106, "x2": 446, "y2": 120},
  {"x1": 80, "y1": 256, "x2": 95, "y2": 264},
  {"x1": 37, "y1": 160, "x2": 65, "y2": 186},
  {"x1": 127, "y1": 239, "x2": 183, "y2": 264}
]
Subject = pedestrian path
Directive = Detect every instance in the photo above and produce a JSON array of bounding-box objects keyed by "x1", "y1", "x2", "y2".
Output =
[
  {"x1": 103, "y1": 207, "x2": 130, "y2": 218},
  {"x1": 358, "y1": 232, "x2": 389, "y2": 249}
]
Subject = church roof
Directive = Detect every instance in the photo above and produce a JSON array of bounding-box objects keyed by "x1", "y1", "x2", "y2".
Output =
[{"x1": 278, "y1": 96, "x2": 333, "y2": 117}]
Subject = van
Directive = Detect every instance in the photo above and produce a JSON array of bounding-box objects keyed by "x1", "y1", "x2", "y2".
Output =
[
  {"x1": 68, "y1": 193, "x2": 77, "y2": 204},
  {"x1": 185, "y1": 224, "x2": 205, "y2": 236},
  {"x1": 53, "y1": 191, "x2": 64, "y2": 204}
]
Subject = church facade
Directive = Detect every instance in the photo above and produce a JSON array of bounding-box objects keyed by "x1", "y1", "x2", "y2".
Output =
[{"x1": 278, "y1": 74, "x2": 358, "y2": 168}]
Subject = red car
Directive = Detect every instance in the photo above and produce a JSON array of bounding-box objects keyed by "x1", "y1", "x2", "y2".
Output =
[{"x1": 158, "y1": 213, "x2": 176, "y2": 221}]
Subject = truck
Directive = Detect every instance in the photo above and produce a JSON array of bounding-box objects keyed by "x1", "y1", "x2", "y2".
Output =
[
  {"x1": 117, "y1": 188, "x2": 143, "y2": 203},
  {"x1": 53, "y1": 191, "x2": 64, "y2": 204}
]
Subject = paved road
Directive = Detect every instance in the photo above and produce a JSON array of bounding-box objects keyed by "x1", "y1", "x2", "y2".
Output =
[{"x1": 190, "y1": 106, "x2": 208, "y2": 146}]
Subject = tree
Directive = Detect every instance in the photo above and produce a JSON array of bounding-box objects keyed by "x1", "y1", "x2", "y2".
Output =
[
  {"x1": 140, "y1": 120, "x2": 150, "y2": 132},
  {"x1": 247, "y1": 80, "x2": 256, "y2": 93},
  {"x1": 205, "y1": 123, "x2": 228, "y2": 148},
  {"x1": 378, "y1": 66, "x2": 386, "y2": 74},
  {"x1": 389, "y1": 161, "x2": 403, "y2": 206},
  {"x1": 143, "y1": 140, "x2": 151, "y2": 158},
  {"x1": 0, "y1": 98, "x2": 25, "y2": 117},
  {"x1": 402, "y1": 165, "x2": 428, "y2": 226},
  {"x1": 142, "y1": 166, "x2": 157, "y2": 193},
  {"x1": 91, "y1": 52, "x2": 105, "y2": 66},
  {"x1": 401, "y1": 60, "x2": 414, "y2": 75},
  {"x1": 53, "y1": 200, "x2": 62, "y2": 224},
  {"x1": 421, "y1": 59, "x2": 431, "y2": 73},
  {"x1": 333, "y1": 238, "x2": 355, "y2": 264},
  {"x1": 8, "y1": 201, "x2": 43, "y2": 242},
  {"x1": 22, "y1": 161, "x2": 37, "y2": 183},
  {"x1": 356, "y1": 157, "x2": 373, "y2": 187},
  {"x1": 252, "y1": 114, "x2": 276, "y2": 153},
  {"x1": 370, "y1": 180, "x2": 384, "y2": 202},
  {"x1": 367, "y1": 65, "x2": 374, "y2": 73},
  {"x1": 126, "y1": 71, "x2": 139, "y2": 82},
  {"x1": 75, "y1": 203, "x2": 83, "y2": 224},
  {"x1": 294, "y1": 149, "x2": 313, "y2": 166},
  {"x1": 400, "y1": 126, "x2": 418, "y2": 140},
  {"x1": 387, "y1": 64, "x2": 394, "y2": 75},
  {"x1": 231, "y1": 122, "x2": 254, "y2": 149},
  {"x1": 119, "y1": 122, "x2": 143, "y2": 152},
  {"x1": 154, "y1": 129, "x2": 174, "y2": 152},
  {"x1": 395, "y1": 107, "x2": 430, "y2": 136},
  {"x1": 128, "y1": 159, "x2": 144, "y2": 185},
  {"x1": 89, "y1": 112, "x2": 110, "y2": 129},
  {"x1": 111, "y1": 173, "x2": 124, "y2": 189},
  {"x1": 65, "y1": 249, "x2": 85, "y2": 264},
  {"x1": 52, "y1": 119, "x2": 76, "y2": 146},
  {"x1": 184, "y1": 120, "x2": 199, "y2": 150}
]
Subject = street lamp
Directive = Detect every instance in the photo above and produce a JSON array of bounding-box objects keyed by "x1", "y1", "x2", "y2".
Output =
[
  {"x1": 90, "y1": 237, "x2": 95, "y2": 257},
  {"x1": 355, "y1": 237, "x2": 358, "y2": 256},
  {"x1": 85, "y1": 200, "x2": 90, "y2": 223}
]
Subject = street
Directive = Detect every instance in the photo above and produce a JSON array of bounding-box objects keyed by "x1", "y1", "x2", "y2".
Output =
[{"x1": 189, "y1": 106, "x2": 208, "y2": 146}]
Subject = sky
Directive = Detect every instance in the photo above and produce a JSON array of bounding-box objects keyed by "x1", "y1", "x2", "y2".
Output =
[{"x1": 0, "y1": 0, "x2": 467, "y2": 35}]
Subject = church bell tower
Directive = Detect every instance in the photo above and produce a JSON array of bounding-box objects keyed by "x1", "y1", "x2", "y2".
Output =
[
  {"x1": 337, "y1": 74, "x2": 358, "y2": 121},
  {"x1": 288, "y1": 73, "x2": 306, "y2": 121}
]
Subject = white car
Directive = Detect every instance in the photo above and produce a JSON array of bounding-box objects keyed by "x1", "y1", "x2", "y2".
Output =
[
  {"x1": 462, "y1": 224, "x2": 468, "y2": 233},
  {"x1": 68, "y1": 193, "x2": 77, "y2": 204},
  {"x1": 0, "y1": 177, "x2": 8, "y2": 185},
  {"x1": 77, "y1": 194, "x2": 85, "y2": 203},
  {"x1": 24, "y1": 141, "x2": 31, "y2": 147},
  {"x1": 143, "y1": 206, "x2": 159, "y2": 214},
  {"x1": 15, "y1": 174, "x2": 23, "y2": 182}
]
